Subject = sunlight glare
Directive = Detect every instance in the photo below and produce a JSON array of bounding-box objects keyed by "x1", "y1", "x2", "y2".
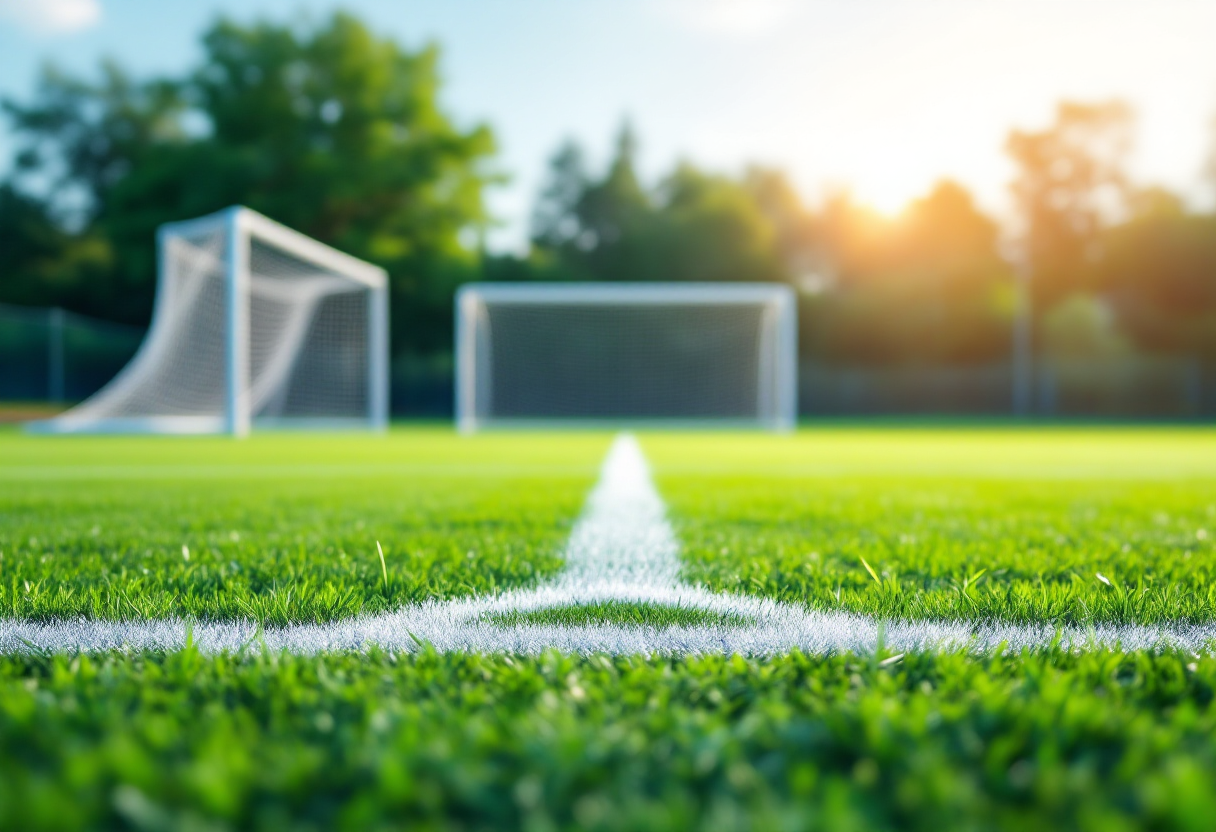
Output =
[{"x1": 665, "y1": 0, "x2": 798, "y2": 36}]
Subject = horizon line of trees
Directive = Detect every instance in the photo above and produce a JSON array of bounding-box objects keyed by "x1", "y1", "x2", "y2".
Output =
[{"x1": 2, "y1": 11, "x2": 1216, "y2": 372}]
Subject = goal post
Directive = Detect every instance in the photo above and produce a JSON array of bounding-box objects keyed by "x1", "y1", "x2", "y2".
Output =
[
  {"x1": 28, "y1": 206, "x2": 389, "y2": 436},
  {"x1": 455, "y1": 282, "x2": 797, "y2": 432}
]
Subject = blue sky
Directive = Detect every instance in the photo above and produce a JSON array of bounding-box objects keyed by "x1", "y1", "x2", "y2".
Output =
[{"x1": 1, "y1": 0, "x2": 1214, "y2": 251}]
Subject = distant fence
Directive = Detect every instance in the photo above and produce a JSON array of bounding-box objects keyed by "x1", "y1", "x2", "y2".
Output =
[
  {"x1": 801, "y1": 358, "x2": 1212, "y2": 419},
  {"x1": 3, "y1": 302, "x2": 1211, "y2": 419},
  {"x1": 0, "y1": 303, "x2": 461, "y2": 415},
  {"x1": 397, "y1": 357, "x2": 1216, "y2": 420},
  {"x1": 392, "y1": 354, "x2": 455, "y2": 417},
  {"x1": 0, "y1": 303, "x2": 144, "y2": 403}
]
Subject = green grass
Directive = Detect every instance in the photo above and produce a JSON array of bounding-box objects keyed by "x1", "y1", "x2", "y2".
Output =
[
  {"x1": 0, "y1": 429, "x2": 607, "y2": 623},
  {"x1": 649, "y1": 429, "x2": 1216, "y2": 626},
  {"x1": 483, "y1": 602, "x2": 752, "y2": 629},
  {"x1": 9, "y1": 427, "x2": 1216, "y2": 628},
  {"x1": 5, "y1": 425, "x2": 1216, "y2": 830},
  {"x1": 5, "y1": 647, "x2": 1216, "y2": 831}
]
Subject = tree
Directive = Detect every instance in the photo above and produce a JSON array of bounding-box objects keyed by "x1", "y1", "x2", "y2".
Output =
[
  {"x1": 1206, "y1": 112, "x2": 1216, "y2": 197},
  {"x1": 531, "y1": 140, "x2": 590, "y2": 252},
  {"x1": 805, "y1": 182, "x2": 1013, "y2": 364},
  {"x1": 1005, "y1": 101, "x2": 1134, "y2": 310},
  {"x1": 1, "y1": 61, "x2": 184, "y2": 320},
  {"x1": 741, "y1": 167, "x2": 816, "y2": 272},
  {"x1": 529, "y1": 124, "x2": 785, "y2": 285},
  {"x1": 1095, "y1": 195, "x2": 1216, "y2": 358},
  {"x1": 3, "y1": 60, "x2": 188, "y2": 228},
  {"x1": 651, "y1": 162, "x2": 783, "y2": 284},
  {"x1": 2, "y1": 12, "x2": 496, "y2": 357},
  {"x1": 533, "y1": 122, "x2": 658, "y2": 282}
]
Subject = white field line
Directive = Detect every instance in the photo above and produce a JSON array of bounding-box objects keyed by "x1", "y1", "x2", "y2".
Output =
[
  {"x1": 0, "y1": 463, "x2": 598, "y2": 481},
  {"x1": 3, "y1": 435, "x2": 1216, "y2": 656}
]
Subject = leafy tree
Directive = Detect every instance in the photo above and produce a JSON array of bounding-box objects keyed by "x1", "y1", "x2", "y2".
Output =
[
  {"x1": 0, "y1": 185, "x2": 111, "y2": 310},
  {"x1": 525, "y1": 126, "x2": 1012, "y2": 365},
  {"x1": 0, "y1": 61, "x2": 181, "y2": 320},
  {"x1": 1005, "y1": 100, "x2": 1134, "y2": 310},
  {"x1": 530, "y1": 123, "x2": 658, "y2": 282},
  {"x1": 529, "y1": 124, "x2": 785, "y2": 285},
  {"x1": 804, "y1": 182, "x2": 1013, "y2": 365},
  {"x1": 649, "y1": 162, "x2": 783, "y2": 284},
  {"x1": 2, "y1": 12, "x2": 496, "y2": 357},
  {"x1": 741, "y1": 166, "x2": 816, "y2": 272},
  {"x1": 531, "y1": 140, "x2": 590, "y2": 253},
  {"x1": 1095, "y1": 192, "x2": 1216, "y2": 358}
]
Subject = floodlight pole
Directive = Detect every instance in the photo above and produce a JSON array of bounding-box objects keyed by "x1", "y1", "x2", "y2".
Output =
[{"x1": 1011, "y1": 256, "x2": 1033, "y2": 418}]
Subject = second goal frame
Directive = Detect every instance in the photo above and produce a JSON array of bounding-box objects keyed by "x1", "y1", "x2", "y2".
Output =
[{"x1": 455, "y1": 282, "x2": 798, "y2": 432}]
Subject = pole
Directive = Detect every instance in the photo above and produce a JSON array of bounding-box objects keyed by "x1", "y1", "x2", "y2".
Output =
[
  {"x1": 367, "y1": 279, "x2": 389, "y2": 432},
  {"x1": 454, "y1": 287, "x2": 476, "y2": 433},
  {"x1": 48, "y1": 307, "x2": 65, "y2": 403},
  {"x1": 225, "y1": 207, "x2": 251, "y2": 437},
  {"x1": 1011, "y1": 257, "x2": 1033, "y2": 417}
]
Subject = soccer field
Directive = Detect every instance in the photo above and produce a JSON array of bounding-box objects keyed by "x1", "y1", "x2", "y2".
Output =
[{"x1": 4, "y1": 426, "x2": 1216, "y2": 830}]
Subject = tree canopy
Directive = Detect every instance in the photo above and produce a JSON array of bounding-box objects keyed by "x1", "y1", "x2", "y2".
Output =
[
  {"x1": 3, "y1": 10, "x2": 1216, "y2": 382},
  {"x1": 1, "y1": 12, "x2": 496, "y2": 354},
  {"x1": 530, "y1": 124, "x2": 784, "y2": 286}
]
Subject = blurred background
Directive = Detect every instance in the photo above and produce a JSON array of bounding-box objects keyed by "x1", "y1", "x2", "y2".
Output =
[{"x1": 2, "y1": 0, "x2": 1214, "y2": 420}]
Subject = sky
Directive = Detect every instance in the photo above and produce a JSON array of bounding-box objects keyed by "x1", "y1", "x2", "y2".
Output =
[{"x1": 1, "y1": 0, "x2": 1214, "y2": 252}]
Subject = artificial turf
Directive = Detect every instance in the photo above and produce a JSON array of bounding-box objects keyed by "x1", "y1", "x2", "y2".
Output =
[{"x1": 4, "y1": 425, "x2": 1216, "y2": 830}]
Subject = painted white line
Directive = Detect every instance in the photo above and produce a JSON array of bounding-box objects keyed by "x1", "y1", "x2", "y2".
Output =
[
  {"x1": 0, "y1": 463, "x2": 597, "y2": 481},
  {"x1": 2, "y1": 435, "x2": 1216, "y2": 655}
]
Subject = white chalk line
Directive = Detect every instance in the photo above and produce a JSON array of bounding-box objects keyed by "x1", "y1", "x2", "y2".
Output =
[
  {"x1": 3, "y1": 435, "x2": 1216, "y2": 656},
  {"x1": 0, "y1": 462, "x2": 598, "y2": 481}
]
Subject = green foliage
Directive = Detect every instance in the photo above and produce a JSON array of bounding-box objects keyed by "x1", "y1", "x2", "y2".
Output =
[
  {"x1": 1006, "y1": 100, "x2": 1134, "y2": 310},
  {"x1": 1005, "y1": 101, "x2": 1216, "y2": 361},
  {"x1": 525, "y1": 126, "x2": 1019, "y2": 366},
  {"x1": 1, "y1": 12, "x2": 495, "y2": 354},
  {"x1": 804, "y1": 182, "x2": 1014, "y2": 364},
  {"x1": 1039, "y1": 294, "x2": 1131, "y2": 359},
  {"x1": 0, "y1": 185, "x2": 114, "y2": 311},
  {"x1": 5, "y1": 33, "x2": 1216, "y2": 378},
  {"x1": 528, "y1": 125, "x2": 787, "y2": 286},
  {"x1": 1097, "y1": 208, "x2": 1216, "y2": 359}
]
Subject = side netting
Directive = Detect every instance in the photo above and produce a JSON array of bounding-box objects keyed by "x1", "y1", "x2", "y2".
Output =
[
  {"x1": 29, "y1": 207, "x2": 388, "y2": 434},
  {"x1": 456, "y1": 283, "x2": 797, "y2": 431}
]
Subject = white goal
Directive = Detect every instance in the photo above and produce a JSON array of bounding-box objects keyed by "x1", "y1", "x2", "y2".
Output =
[
  {"x1": 456, "y1": 282, "x2": 797, "y2": 432},
  {"x1": 29, "y1": 206, "x2": 389, "y2": 435}
]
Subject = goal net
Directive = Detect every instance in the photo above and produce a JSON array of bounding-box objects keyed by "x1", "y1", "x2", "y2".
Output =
[
  {"x1": 456, "y1": 283, "x2": 797, "y2": 432},
  {"x1": 29, "y1": 207, "x2": 388, "y2": 435}
]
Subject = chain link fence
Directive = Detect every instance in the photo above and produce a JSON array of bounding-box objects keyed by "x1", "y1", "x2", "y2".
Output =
[
  {"x1": 801, "y1": 358, "x2": 1211, "y2": 418},
  {"x1": 3, "y1": 302, "x2": 1211, "y2": 419},
  {"x1": 0, "y1": 303, "x2": 144, "y2": 404}
]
